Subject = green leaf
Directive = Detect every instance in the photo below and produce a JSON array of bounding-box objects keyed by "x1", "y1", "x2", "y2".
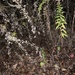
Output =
[
  {"x1": 61, "y1": 32, "x2": 64, "y2": 36},
  {"x1": 12, "y1": 32, "x2": 16, "y2": 37},
  {"x1": 57, "y1": 46, "x2": 61, "y2": 51},
  {"x1": 61, "y1": 32, "x2": 68, "y2": 38},
  {"x1": 56, "y1": 25, "x2": 60, "y2": 29},
  {"x1": 40, "y1": 62, "x2": 45, "y2": 67},
  {"x1": 63, "y1": 33, "x2": 68, "y2": 37},
  {"x1": 61, "y1": 29, "x2": 67, "y2": 34},
  {"x1": 38, "y1": 0, "x2": 47, "y2": 13}
]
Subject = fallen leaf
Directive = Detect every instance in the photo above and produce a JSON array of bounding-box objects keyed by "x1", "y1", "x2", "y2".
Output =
[
  {"x1": 70, "y1": 54, "x2": 74, "y2": 58},
  {"x1": 12, "y1": 63, "x2": 17, "y2": 69},
  {"x1": 54, "y1": 64, "x2": 60, "y2": 70},
  {"x1": 62, "y1": 68, "x2": 66, "y2": 71}
]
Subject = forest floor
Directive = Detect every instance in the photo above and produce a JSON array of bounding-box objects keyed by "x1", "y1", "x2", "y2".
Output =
[{"x1": 0, "y1": 42, "x2": 75, "y2": 75}]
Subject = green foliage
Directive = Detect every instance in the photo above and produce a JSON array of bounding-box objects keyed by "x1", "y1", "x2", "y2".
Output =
[
  {"x1": 57, "y1": 46, "x2": 61, "y2": 51},
  {"x1": 11, "y1": 32, "x2": 17, "y2": 37},
  {"x1": 40, "y1": 47, "x2": 47, "y2": 67},
  {"x1": 41, "y1": 47, "x2": 46, "y2": 60},
  {"x1": 40, "y1": 61, "x2": 45, "y2": 67},
  {"x1": 55, "y1": 4, "x2": 68, "y2": 38},
  {"x1": 22, "y1": 21, "x2": 26, "y2": 26},
  {"x1": 57, "y1": 46, "x2": 61, "y2": 54},
  {"x1": 38, "y1": 0, "x2": 48, "y2": 13}
]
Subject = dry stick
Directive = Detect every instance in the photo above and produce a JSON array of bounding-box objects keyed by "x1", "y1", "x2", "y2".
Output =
[
  {"x1": 72, "y1": 8, "x2": 75, "y2": 34},
  {"x1": 44, "y1": 2, "x2": 53, "y2": 42},
  {"x1": 60, "y1": 33, "x2": 64, "y2": 46},
  {"x1": 5, "y1": 32, "x2": 39, "y2": 57},
  {"x1": 17, "y1": 40, "x2": 39, "y2": 56},
  {"x1": 7, "y1": 1, "x2": 34, "y2": 42},
  {"x1": 66, "y1": 0, "x2": 69, "y2": 27},
  {"x1": 6, "y1": 1, "x2": 21, "y2": 9},
  {"x1": 21, "y1": 5, "x2": 34, "y2": 42}
]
